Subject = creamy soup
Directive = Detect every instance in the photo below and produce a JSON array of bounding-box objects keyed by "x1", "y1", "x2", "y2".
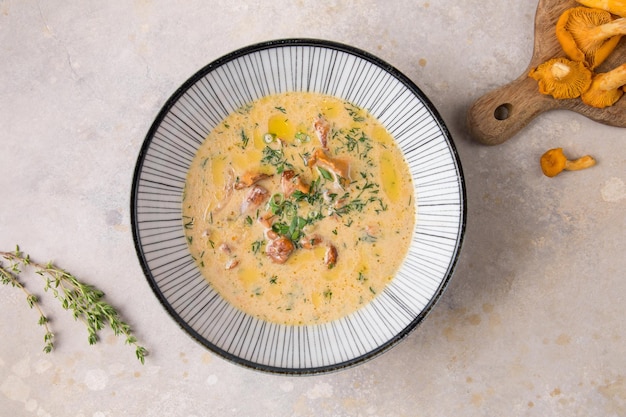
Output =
[{"x1": 182, "y1": 91, "x2": 415, "y2": 325}]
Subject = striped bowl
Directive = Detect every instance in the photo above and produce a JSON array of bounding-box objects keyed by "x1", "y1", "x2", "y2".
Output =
[{"x1": 131, "y1": 39, "x2": 466, "y2": 374}]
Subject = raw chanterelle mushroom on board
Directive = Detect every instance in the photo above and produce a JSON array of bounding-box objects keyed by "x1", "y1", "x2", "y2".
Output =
[{"x1": 467, "y1": 0, "x2": 626, "y2": 146}]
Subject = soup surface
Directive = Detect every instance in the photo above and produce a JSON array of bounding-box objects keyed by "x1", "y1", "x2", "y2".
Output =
[{"x1": 182, "y1": 91, "x2": 415, "y2": 324}]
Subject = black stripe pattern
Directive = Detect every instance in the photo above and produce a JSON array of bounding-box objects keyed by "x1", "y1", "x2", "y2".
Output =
[{"x1": 131, "y1": 39, "x2": 466, "y2": 374}]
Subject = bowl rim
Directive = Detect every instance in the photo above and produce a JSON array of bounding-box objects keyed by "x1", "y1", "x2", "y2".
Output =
[{"x1": 131, "y1": 38, "x2": 467, "y2": 374}]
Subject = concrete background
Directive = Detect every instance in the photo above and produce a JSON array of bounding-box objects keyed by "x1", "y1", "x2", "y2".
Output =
[{"x1": 1, "y1": 1, "x2": 625, "y2": 416}]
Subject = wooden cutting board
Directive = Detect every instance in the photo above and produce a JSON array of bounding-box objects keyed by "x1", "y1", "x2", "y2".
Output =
[{"x1": 467, "y1": 0, "x2": 626, "y2": 146}]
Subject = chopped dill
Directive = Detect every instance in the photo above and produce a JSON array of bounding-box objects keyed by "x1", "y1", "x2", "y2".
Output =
[
  {"x1": 239, "y1": 129, "x2": 249, "y2": 149},
  {"x1": 344, "y1": 102, "x2": 366, "y2": 122},
  {"x1": 251, "y1": 240, "x2": 265, "y2": 254},
  {"x1": 183, "y1": 216, "x2": 194, "y2": 229},
  {"x1": 260, "y1": 146, "x2": 293, "y2": 173}
]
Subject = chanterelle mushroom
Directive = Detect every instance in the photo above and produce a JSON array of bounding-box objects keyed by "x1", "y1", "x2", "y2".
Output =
[
  {"x1": 581, "y1": 63, "x2": 626, "y2": 108},
  {"x1": 576, "y1": 0, "x2": 626, "y2": 18},
  {"x1": 528, "y1": 57, "x2": 593, "y2": 99},
  {"x1": 540, "y1": 148, "x2": 597, "y2": 177},
  {"x1": 556, "y1": 7, "x2": 626, "y2": 69}
]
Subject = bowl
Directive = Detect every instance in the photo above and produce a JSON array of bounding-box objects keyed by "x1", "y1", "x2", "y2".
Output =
[{"x1": 131, "y1": 39, "x2": 466, "y2": 374}]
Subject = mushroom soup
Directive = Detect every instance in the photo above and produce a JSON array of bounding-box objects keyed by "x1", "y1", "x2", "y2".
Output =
[{"x1": 182, "y1": 91, "x2": 415, "y2": 325}]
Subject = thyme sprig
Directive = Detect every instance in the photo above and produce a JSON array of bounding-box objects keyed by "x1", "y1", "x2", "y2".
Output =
[{"x1": 0, "y1": 246, "x2": 147, "y2": 363}]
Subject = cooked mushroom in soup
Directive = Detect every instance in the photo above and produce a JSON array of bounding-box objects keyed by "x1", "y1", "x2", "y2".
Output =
[{"x1": 182, "y1": 91, "x2": 415, "y2": 325}]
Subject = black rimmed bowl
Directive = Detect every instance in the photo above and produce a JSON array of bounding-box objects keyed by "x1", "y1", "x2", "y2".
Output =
[{"x1": 131, "y1": 39, "x2": 466, "y2": 374}]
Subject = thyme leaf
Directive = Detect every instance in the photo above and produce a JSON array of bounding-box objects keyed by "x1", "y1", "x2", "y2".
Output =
[{"x1": 0, "y1": 245, "x2": 148, "y2": 363}]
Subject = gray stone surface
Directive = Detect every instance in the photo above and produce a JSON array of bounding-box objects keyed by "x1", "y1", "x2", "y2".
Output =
[{"x1": 1, "y1": 1, "x2": 625, "y2": 416}]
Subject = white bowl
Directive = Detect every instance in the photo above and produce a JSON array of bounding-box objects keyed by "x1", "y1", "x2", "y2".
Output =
[{"x1": 131, "y1": 39, "x2": 466, "y2": 374}]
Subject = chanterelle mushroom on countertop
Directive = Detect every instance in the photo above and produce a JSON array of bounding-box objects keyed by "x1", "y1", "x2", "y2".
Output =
[
  {"x1": 540, "y1": 148, "x2": 597, "y2": 177},
  {"x1": 528, "y1": 57, "x2": 593, "y2": 99},
  {"x1": 576, "y1": 0, "x2": 626, "y2": 18},
  {"x1": 556, "y1": 6, "x2": 626, "y2": 69},
  {"x1": 581, "y1": 63, "x2": 626, "y2": 108}
]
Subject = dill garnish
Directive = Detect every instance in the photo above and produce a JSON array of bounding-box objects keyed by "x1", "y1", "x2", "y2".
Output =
[
  {"x1": 260, "y1": 146, "x2": 293, "y2": 174},
  {"x1": 239, "y1": 128, "x2": 250, "y2": 149},
  {"x1": 251, "y1": 240, "x2": 265, "y2": 254},
  {"x1": 344, "y1": 102, "x2": 366, "y2": 122},
  {"x1": 335, "y1": 128, "x2": 373, "y2": 160}
]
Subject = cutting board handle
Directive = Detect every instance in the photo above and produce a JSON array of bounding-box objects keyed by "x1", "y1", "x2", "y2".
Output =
[{"x1": 467, "y1": 73, "x2": 559, "y2": 146}]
